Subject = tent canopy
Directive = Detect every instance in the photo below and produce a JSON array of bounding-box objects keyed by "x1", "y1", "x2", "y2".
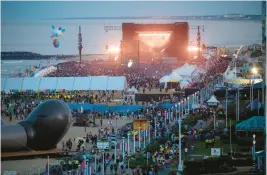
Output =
[
  {"x1": 1, "y1": 76, "x2": 127, "y2": 92},
  {"x1": 159, "y1": 75, "x2": 170, "y2": 83},
  {"x1": 207, "y1": 95, "x2": 220, "y2": 103},
  {"x1": 173, "y1": 63, "x2": 197, "y2": 77},
  {"x1": 235, "y1": 116, "x2": 265, "y2": 131}
]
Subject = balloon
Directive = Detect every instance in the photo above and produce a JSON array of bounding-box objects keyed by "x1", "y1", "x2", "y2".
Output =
[
  {"x1": 51, "y1": 25, "x2": 65, "y2": 38},
  {"x1": 53, "y1": 39, "x2": 60, "y2": 48}
]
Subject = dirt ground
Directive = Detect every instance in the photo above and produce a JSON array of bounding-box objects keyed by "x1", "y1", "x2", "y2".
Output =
[{"x1": 1, "y1": 118, "x2": 133, "y2": 174}]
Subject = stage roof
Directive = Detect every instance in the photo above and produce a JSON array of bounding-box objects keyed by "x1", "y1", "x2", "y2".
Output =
[{"x1": 2, "y1": 76, "x2": 127, "y2": 92}]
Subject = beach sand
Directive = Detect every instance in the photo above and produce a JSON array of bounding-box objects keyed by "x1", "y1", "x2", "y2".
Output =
[{"x1": 1, "y1": 118, "x2": 133, "y2": 174}]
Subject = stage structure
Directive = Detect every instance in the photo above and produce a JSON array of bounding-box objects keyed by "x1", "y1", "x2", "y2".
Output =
[{"x1": 121, "y1": 22, "x2": 189, "y2": 66}]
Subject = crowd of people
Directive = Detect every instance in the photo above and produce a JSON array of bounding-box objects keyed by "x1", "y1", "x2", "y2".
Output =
[{"x1": 47, "y1": 60, "x2": 171, "y2": 90}]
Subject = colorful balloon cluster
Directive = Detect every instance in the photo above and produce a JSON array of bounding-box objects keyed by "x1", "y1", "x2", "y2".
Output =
[{"x1": 51, "y1": 25, "x2": 66, "y2": 48}]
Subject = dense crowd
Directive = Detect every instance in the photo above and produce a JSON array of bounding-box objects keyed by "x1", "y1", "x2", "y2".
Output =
[{"x1": 47, "y1": 60, "x2": 172, "y2": 90}]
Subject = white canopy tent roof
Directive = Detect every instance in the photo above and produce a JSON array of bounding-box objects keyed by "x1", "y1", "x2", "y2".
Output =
[
  {"x1": 159, "y1": 75, "x2": 170, "y2": 83},
  {"x1": 173, "y1": 63, "x2": 197, "y2": 77},
  {"x1": 1, "y1": 76, "x2": 127, "y2": 92},
  {"x1": 169, "y1": 72, "x2": 183, "y2": 81},
  {"x1": 207, "y1": 95, "x2": 220, "y2": 103}
]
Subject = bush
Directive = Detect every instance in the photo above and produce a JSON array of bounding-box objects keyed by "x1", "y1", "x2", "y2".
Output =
[
  {"x1": 184, "y1": 161, "x2": 202, "y2": 174},
  {"x1": 146, "y1": 143, "x2": 160, "y2": 153},
  {"x1": 157, "y1": 137, "x2": 169, "y2": 145},
  {"x1": 232, "y1": 157, "x2": 253, "y2": 167},
  {"x1": 203, "y1": 157, "x2": 221, "y2": 174},
  {"x1": 168, "y1": 169, "x2": 178, "y2": 175},
  {"x1": 128, "y1": 156, "x2": 152, "y2": 169}
]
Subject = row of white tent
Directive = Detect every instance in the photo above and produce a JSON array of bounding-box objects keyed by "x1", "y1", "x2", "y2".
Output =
[
  {"x1": 159, "y1": 63, "x2": 197, "y2": 88},
  {"x1": 1, "y1": 76, "x2": 127, "y2": 92}
]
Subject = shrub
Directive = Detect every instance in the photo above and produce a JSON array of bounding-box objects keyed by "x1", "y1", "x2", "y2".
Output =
[
  {"x1": 184, "y1": 161, "x2": 202, "y2": 174},
  {"x1": 232, "y1": 157, "x2": 253, "y2": 167},
  {"x1": 168, "y1": 169, "x2": 177, "y2": 175}
]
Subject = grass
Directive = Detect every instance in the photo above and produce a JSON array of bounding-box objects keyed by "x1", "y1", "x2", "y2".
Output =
[{"x1": 187, "y1": 140, "x2": 240, "y2": 156}]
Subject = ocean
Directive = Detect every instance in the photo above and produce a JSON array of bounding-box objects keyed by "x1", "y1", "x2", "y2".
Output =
[{"x1": 1, "y1": 19, "x2": 263, "y2": 77}]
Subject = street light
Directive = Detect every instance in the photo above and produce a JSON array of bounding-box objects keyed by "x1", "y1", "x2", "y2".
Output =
[
  {"x1": 148, "y1": 121, "x2": 151, "y2": 143},
  {"x1": 154, "y1": 117, "x2": 157, "y2": 139},
  {"x1": 213, "y1": 111, "x2": 216, "y2": 130},
  {"x1": 187, "y1": 97, "x2": 190, "y2": 114},
  {"x1": 123, "y1": 137, "x2": 125, "y2": 162},
  {"x1": 251, "y1": 67, "x2": 258, "y2": 111},
  {"x1": 138, "y1": 127, "x2": 141, "y2": 149},
  {"x1": 127, "y1": 133, "x2": 130, "y2": 153},
  {"x1": 252, "y1": 67, "x2": 258, "y2": 74},
  {"x1": 108, "y1": 121, "x2": 112, "y2": 133},
  {"x1": 252, "y1": 134, "x2": 256, "y2": 171},
  {"x1": 102, "y1": 150, "x2": 105, "y2": 175},
  {"x1": 133, "y1": 131, "x2": 136, "y2": 153},
  {"x1": 143, "y1": 124, "x2": 146, "y2": 149},
  {"x1": 178, "y1": 104, "x2": 183, "y2": 174},
  {"x1": 114, "y1": 140, "x2": 117, "y2": 164}
]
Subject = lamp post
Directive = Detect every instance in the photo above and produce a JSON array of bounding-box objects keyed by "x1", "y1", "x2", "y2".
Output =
[
  {"x1": 187, "y1": 97, "x2": 189, "y2": 114},
  {"x1": 94, "y1": 153, "x2": 97, "y2": 174},
  {"x1": 127, "y1": 133, "x2": 130, "y2": 153},
  {"x1": 252, "y1": 134, "x2": 257, "y2": 171},
  {"x1": 225, "y1": 88, "x2": 228, "y2": 128},
  {"x1": 138, "y1": 127, "x2": 141, "y2": 149},
  {"x1": 143, "y1": 124, "x2": 146, "y2": 149},
  {"x1": 251, "y1": 68, "x2": 258, "y2": 111},
  {"x1": 175, "y1": 104, "x2": 178, "y2": 123},
  {"x1": 229, "y1": 119, "x2": 232, "y2": 157},
  {"x1": 114, "y1": 140, "x2": 117, "y2": 164},
  {"x1": 154, "y1": 117, "x2": 157, "y2": 139},
  {"x1": 133, "y1": 131, "x2": 136, "y2": 153},
  {"x1": 102, "y1": 150, "x2": 104, "y2": 175},
  {"x1": 178, "y1": 105, "x2": 183, "y2": 174},
  {"x1": 192, "y1": 93, "x2": 195, "y2": 113},
  {"x1": 108, "y1": 121, "x2": 112, "y2": 134},
  {"x1": 148, "y1": 121, "x2": 151, "y2": 143},
  {"x1": 123, "y1": 137, "x2": 125, "y2": 162},
  {"x1": 213, "y1": 110, "x2": 216, "y2": 130},
  {"x1": 181, "y1": 100, "x2": 184, "y2": 118}
]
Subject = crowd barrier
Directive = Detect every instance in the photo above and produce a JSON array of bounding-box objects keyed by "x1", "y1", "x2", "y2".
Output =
[{"x1": 68, "y1": 103, "x2": 188, "y2": 113}]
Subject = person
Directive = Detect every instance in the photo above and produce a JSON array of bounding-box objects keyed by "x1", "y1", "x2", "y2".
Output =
[
  {"x1": 61, "y1": 140, "x2": 65, "y2": 151},
  {"x1": 184, "y1": 147, "x2": 188, "y2": 158}
]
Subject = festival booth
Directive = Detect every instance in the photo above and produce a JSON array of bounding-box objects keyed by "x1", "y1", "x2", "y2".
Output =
[
  {"x1": 172, "y1": 63, "x2": 197, "y2": 79},
  {"x1": 235, "y1": 116, "x2": 265, "y2": 138},
  {"x1": 206, "y1": 95, "x2": 220, "y2": 107}
]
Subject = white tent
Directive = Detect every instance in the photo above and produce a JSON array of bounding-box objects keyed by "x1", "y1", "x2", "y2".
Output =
[
  {"x1": 179, "y1": 79, "x2": 191, "y2": 88},
  {"x1": 159, "y1": 75, "x2": 170, "y2": 83},
  {"x1": 169, "y1": 72, "x2": 183, "y2": 81},
  {"x1": 173, "y1": 63, "x2": 197, "y2": 77},
  {"x1": 2, "y1": 76, "x2": 127, "y2": 92},
  {"x1": 207, "y1": 95, "x2": 220, "y2": 106}
]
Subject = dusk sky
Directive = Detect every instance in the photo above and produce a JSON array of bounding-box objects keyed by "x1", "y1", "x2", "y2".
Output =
[
  {"x1": 2, "y1": 1, "x2": 262, "y2": 21},
  {"x1": 1, "y1": 1, "x2": 263, "y2": 55}
]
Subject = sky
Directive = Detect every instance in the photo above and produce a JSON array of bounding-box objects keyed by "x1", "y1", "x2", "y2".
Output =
[
  {"x1": 1, "y1": 1, "x2": 263, "y2": 55},
  {"x1": 1, "y1": 1, "x2": 263, "y2": 21}
]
